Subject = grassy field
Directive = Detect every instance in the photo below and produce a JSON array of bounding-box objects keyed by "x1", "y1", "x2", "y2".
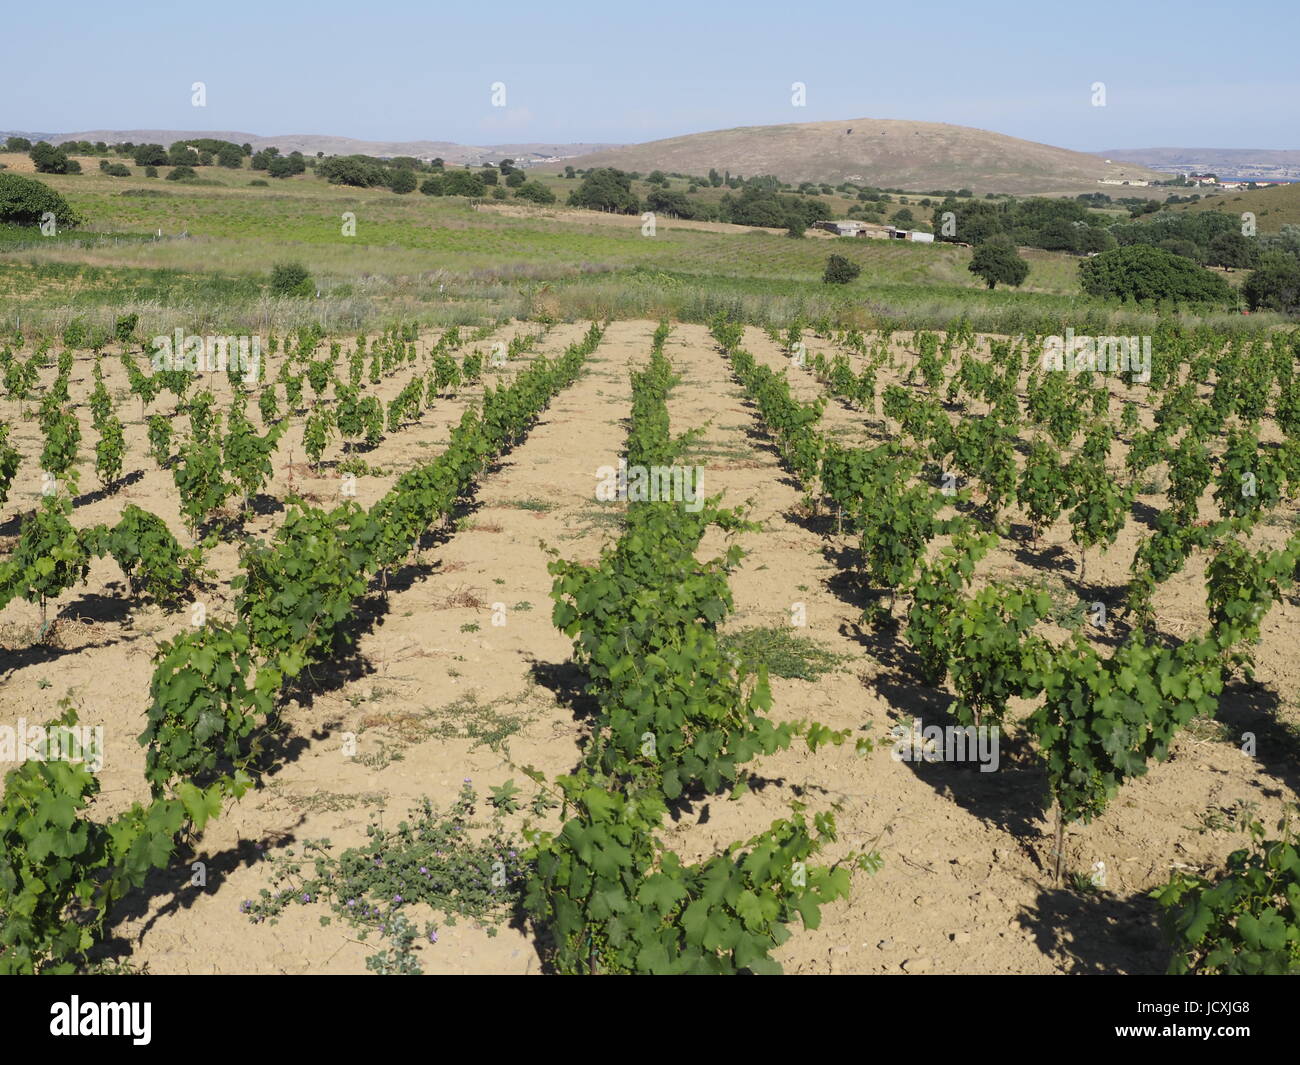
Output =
[
  {"x1": 1170, "y1": 180, "x2": 1300, "y2": 232},
  {"x1": 0, "y1": 153, "x2": 1287, "y2": 338}
]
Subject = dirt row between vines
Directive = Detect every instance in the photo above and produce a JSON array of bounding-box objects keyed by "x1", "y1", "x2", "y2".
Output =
[
  {"x1": 3, "y1": 318, "x2": 1297, "y2": 974},
  {"x1": 0, "y1": 322, "x2": 587, "y2": 809},
  {"x1": 108, "y1": 318, "x2": 649, "y2": 973},
  {"x1": 657, "y1": 322, "x2": 1298, "y2": 974}
]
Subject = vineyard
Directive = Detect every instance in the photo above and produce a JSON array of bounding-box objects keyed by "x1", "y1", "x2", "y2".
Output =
[{"x1": 2, "y1": 312, "x2": 1299, "y2": 975}]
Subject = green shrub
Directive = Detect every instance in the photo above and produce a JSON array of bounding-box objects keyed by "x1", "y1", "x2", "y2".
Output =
[
  {"x1": 132, "y1": 144, "x2": 168, "y2": 167},
  {"x1": 441, "y1": 169, "x2": 486, "y2": 197},
  {"x1": 1079, "y1": 244, "x2": 1232, "y2": 305},
  {"x1": 1243, "y1": 253, "x2": 1300, "y2": 315},
  {"x1": 0, "y1": 172, "x2": 81, "y2": 226},
  {"x1": 388, "y1": 168, "x2": 417, "y2": 194},
  {"x1": 514, "y1": 181, "x2": 556, "y2": 205},
  {"x1": 823, "y1": 254, "x2": 861, "y2": 284},
  {"x1": 269, "y1": 262, "x2": 313, "y2": 298},
  {"x1": 29, "y1": 142, "x2": 80, "y2": 175},
  {"x1": 267, "y1": 154, "x2": 305, "y2": 178},
  {"x1": 567, "y1": 167, "x2": 638, "y2": 213},
  {"x1": 317, "y1": 156, "x2": 384, "y2": 187},
  {"x1": 167, "y1": 143, "x2": 200, "y2": 167}
]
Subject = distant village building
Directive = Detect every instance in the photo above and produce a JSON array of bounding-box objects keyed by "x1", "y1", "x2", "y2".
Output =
[
  {"x1": 814, "y1": 220, "x2": 935, "y2": 243},
  {"x1": 884, "y1": 226, "x2": 934, "y2": 243},
  {"x1": 814, "y1": 220, "x2": 870, "y2": 236}
]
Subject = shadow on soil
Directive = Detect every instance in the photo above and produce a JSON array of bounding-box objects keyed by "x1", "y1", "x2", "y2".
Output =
[{"x1": 1017, "y1": 887, "x2": 1170, "y2": 975}]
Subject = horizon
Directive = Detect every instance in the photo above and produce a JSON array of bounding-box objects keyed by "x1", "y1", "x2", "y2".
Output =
[
  {"x1": 3, "y1": 0, "x2": 1297, "y2": 154},
  {"x1": 4, "y1": 120, "x2": 1297, "y2": 159}
]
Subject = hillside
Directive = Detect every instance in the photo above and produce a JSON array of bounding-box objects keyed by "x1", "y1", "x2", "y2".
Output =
[
  {"x1": 1, "y1": 129, "x2": 617, "y2": 165},
  {"x1": 538, "y1": 118, "x2": 1165, "y2": 195},
  {"x1": 2, "y1": 122, "x2": 1173, "y2": 192},
  {"x1": 1166, "y1": 180, "x2": 1300, "y2": 232}
]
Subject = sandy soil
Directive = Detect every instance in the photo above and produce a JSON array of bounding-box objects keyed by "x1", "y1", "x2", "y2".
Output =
[{"x1": 1, "y1": 319, "x2": 1296, "y2": 974}]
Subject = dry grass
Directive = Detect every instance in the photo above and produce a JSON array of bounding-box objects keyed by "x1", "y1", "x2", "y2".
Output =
[
  {"x1": 531, "y1": 117, "x2": 1166, "y2": 196},
  {"x1": 436, "y1": 587, "x2": 485, "y2": 610}
]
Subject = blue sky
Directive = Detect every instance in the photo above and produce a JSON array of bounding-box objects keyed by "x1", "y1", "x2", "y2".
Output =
[{"x1": 3, "y1": 0, "x2": 1295, "y2": 150}]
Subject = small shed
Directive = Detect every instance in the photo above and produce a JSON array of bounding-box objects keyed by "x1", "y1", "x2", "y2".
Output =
[
  {"x1": 814, "y1": 220, "x2": 868, "y2": 236},
  {"x1": 884, "y1": 226, "x2": 934, "y2": 243}
]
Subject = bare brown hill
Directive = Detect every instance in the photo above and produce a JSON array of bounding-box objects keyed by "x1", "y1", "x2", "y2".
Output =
[{"x1": 541, "y1": 118, "x2": 1164, "y2": 195}]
